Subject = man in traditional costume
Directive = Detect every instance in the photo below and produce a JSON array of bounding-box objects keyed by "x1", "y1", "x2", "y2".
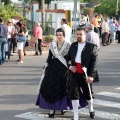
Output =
[{"x1": 67, "y1": 28, "x2": 98, "y2": 120}]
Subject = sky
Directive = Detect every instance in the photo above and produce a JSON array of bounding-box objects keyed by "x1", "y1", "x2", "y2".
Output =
[{"x1": 11, "y1": 0, "x2": 18, "y2": 3}]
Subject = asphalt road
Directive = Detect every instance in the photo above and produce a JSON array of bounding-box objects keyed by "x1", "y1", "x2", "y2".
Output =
[{"x1": 0, "y1": 44, "x2": 120, "y2": 120}]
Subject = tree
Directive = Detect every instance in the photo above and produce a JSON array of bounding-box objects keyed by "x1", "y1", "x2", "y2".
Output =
[
  {"x1": 0, "y1": 2, "x2": 22, "y2": 21},
  {"x1": 94, "y1": 0, "x2": 120, "y2": 17},
  {"x1": 1, "y1": 0, "x2": 12, "y2": 5},
  {"x1": 22, "y1": 0, "x2": 30, "y2": 17},
  {"x1": 85, "y1": 0, "x2": 103, "y2": 2},
  {"x1": 32, "y1": 0, "x2": 51, "y2": 8}
]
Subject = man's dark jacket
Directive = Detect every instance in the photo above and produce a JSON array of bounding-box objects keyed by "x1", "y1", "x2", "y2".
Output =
[{"x1": 67, "y1": 41, "x2": 98, "y2": 78}]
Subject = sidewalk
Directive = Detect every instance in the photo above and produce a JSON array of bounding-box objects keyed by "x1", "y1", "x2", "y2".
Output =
[{"x1": 13, "y1": 46, "x2": 49, "y2": 56}]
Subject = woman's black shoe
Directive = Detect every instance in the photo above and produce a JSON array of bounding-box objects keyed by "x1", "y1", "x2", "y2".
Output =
[
  {"x1": 48, "y1": 110, "x2": 55, "y2": 118},
  {"x1": 61, "y1": 110, "x2": 66, "y2": 115},
  {"x1": 90, "y1": 111, "x2": 95, "y2": 119},
  {"x1": 48, "y1": 113, "x2": 54, "y2": 118}
]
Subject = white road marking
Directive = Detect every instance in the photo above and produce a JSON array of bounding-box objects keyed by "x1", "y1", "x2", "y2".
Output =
[
  {"x1": 96, "y1": 92, "x2": 120, "y2": 98},
  {"x1": 15, "y1": 108, "x2": 120, "y2": 120},
  {"x1": 14, "y1": 112, "x2": 70, "y2": 120},
  {"x1": 79, "y1": 108, "x2": 120, "y2": 120},
  {"x1": 115, "y1": 87, "x2": 120, "y2": 90},
  {"x1": 94, "y1": 99, "x2": 120, "y2": 109}
]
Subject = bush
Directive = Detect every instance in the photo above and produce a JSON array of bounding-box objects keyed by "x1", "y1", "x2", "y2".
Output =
[{"x1": 43, "y1": 34, "x2": 54, "y2": 43}]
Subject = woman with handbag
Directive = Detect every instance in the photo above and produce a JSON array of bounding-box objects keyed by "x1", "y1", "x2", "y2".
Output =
[
  {"x1": 16, "y1": 22, "x2": 26, "y2": 64},
  {"x1": 34, "y1": 21, "x2": 43, "y2": 56}
]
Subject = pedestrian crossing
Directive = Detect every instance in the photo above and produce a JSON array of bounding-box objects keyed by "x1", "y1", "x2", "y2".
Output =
[
  {"x1": 15, "y1": 87, "x2": 120, "y2": 120},
  {"x1": 97, "y1": 91, "x2": 120, "y2": 98},
  {"x1": 115, "y1": 87, "x2": 120, "y2": 90},
  {"x1": 94, "y1": 99, "x2": 120, "y2": 109},
  {"x1": 79, "y1": 108, "x2": 120, "y2": 120}
]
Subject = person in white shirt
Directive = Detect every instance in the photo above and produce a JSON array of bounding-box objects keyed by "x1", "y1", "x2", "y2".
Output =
[
  {"x1": 86, "y1": 24, "x2": 100, "y2": 49},
  {"x1": 86, "y1": 24, "x2": 100, "y2": 82},
  {"x1": 6, "y1": 19, "x2": 14, "y2": 62},
  {"x1": 61, "y1": 19, "x2": 72, "y2": 44},
  {"x1": 101, "y1": 18, "x2": 110, "y2": 45}
]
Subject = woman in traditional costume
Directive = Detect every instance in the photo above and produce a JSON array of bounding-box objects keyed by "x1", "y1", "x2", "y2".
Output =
[{"x1": 36, "y1": 28, "x2": 88, "y2": 118}]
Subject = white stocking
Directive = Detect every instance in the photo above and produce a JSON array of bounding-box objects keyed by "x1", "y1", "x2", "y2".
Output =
[
  {"x1": 50, "y1": 110, "x2": 54, "y2": 114},
  {"x1": 72, "y1": 100, "x2": 79, "y2": 120},
  {"x1": 87, "y1": 99, "x2": 94, "y2": 112}
]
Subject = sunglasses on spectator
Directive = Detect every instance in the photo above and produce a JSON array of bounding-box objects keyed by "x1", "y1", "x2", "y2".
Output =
[{"x1": 8, "y1": 22, "x2": 11, "y2": 23}]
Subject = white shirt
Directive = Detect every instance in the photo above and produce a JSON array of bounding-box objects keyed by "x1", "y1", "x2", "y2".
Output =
[
  {"x1": 75, "y1": 42, "x2": 86, "y2": 63},
  {"x1": 86, "y1": 30, "x2": 100, "y2": 50},
  {"x1": 62, "y1": 24, "x2": 72, "y2": 44},
  {"x1": 101, "y1": 21, "x2": 109, "y2": 33},
  {"x1": 118, "y1": 25, "x2": 120, "y2": 31},
  {"x1": 8, "y1": 26, "x2": 14, "y2": 38}
]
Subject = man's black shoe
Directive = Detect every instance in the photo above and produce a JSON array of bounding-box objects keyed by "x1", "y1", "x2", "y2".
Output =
[{"x1": 90, "y1": 111, "x2": 95, "y2": 119}]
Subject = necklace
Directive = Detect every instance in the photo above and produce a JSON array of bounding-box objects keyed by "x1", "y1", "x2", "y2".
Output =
[{"x1": 57, "y1": 42, "x2": 64, "y2": 50}]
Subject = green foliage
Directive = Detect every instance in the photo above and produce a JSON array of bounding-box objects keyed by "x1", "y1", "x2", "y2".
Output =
[
  {"x1": 24, "y1": 0, "x2": 30, "y2": 3},
  {"x1": 45, "y1": 0, "x2": 51, "y2": 4},
  {"x1": 32, "y1": 0, "x2": 51, "y2": 8},
  {"x1": 44, "y1": 15, "x2": 52, "y2": 35},
  {"x1": 94, "y1": 0, "x2": 120, "y2": 17},
  {"x1": 83, "y1": 7, "x2": 90, "y2": 15},
  {"x1": 77, "y1": 0, "x2": 85, "y2": 2},
  {"x1": 43, "y1": 34, "x2": 54, "y2": 43},
  {"x1": 1, "y1": 0, "x2": 12, "y2": 5},
  {"x1": 45, "y1": 15, "x2": 52, "y2": 28},
  {"x1": 85, "y1": 0, "x2": 104, "y2": 2},
  {"x1": 0, "y1": 2, "x2": 22, "y2": 21}
]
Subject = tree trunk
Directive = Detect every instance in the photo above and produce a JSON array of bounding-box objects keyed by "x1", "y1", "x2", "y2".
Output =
[
  {"x1": 41, "y1": 0, "x2": 45, "y2": 31},
  {"x1": 23, "y1": 3, "x2": 26, "y2": 17}
]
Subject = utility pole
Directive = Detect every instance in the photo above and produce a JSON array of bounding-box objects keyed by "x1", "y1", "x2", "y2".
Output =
[{"x1": 41, "y1": 0, "x2": 45, "y2": 31}]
